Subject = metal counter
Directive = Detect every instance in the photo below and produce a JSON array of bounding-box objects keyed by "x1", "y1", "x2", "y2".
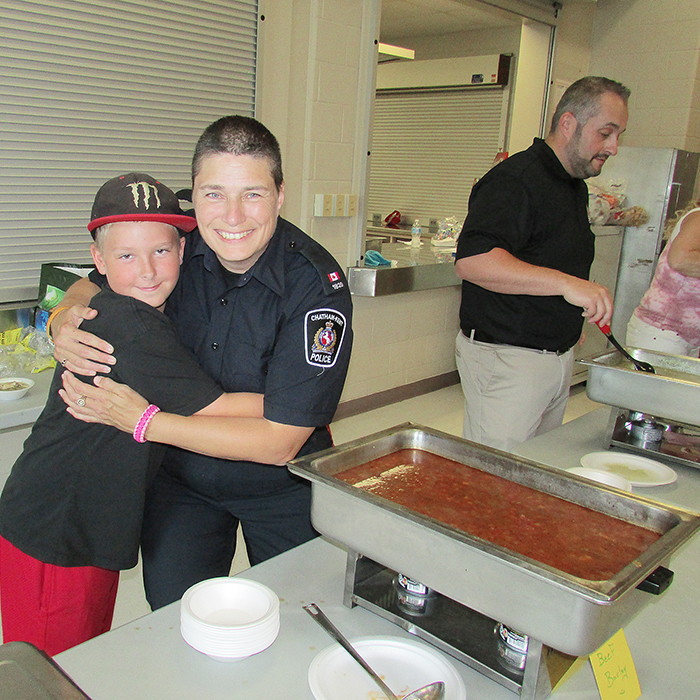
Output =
[{"x1": 348, "y1": 242, "x2": 459, "y2": 296}]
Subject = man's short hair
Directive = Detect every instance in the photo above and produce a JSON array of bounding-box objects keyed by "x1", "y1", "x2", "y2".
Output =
[
  {"x1": 550, "y1": 76, "x2": 630, "y2": 133},
  {"x1": 192, "y1": 115, "x2": 284, "y2": 191}
]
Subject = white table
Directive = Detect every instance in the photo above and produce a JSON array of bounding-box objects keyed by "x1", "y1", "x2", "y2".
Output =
[{"x1": 52, "y1": 409, "x2": 700, "y2": 699}]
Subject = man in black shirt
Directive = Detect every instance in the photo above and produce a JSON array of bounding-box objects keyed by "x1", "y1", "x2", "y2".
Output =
[{"x1": 455, "y1": 76, "x2": 629, "y2": 452}]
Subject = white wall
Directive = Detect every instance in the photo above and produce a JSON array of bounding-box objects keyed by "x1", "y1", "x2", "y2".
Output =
[
  {"x1": 255, "y1": 0, "x2": 461, "y2": 406},
  {"x1": 588, "y1": 0, "x2": 700, "y2": 152},
  {"x1": 508, "y1": 20, "x2": 554, "y2": 152}
]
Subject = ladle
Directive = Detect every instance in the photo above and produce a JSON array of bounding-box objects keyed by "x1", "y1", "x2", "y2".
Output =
[
  {"x1": 597, "y1": 322, "x2": 655, "y2": 373},
  {"x1": 303, "y1": 603, "x2": 445, "y2": 700}
]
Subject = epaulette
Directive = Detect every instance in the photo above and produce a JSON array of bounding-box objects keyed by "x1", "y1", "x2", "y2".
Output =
[{"x1": 286, "y1": 237, "x2": 348, "y2": 295}]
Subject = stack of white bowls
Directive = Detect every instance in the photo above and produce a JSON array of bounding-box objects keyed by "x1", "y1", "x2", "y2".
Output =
[{"x1": 180, "y1": 577, "x2": 280, "y2": 661}]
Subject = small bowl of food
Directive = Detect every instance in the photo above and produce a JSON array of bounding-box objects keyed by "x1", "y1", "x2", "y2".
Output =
[{"x1": 0, "y1": 377, "x2": 35, "y2": 401}]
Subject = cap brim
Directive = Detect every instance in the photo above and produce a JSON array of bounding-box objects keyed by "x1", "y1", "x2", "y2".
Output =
[{"x1": 88, "y1": 213, "x2": 197, "y2": 234}]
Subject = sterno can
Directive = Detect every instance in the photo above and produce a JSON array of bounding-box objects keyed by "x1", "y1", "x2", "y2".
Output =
[
  {"x1": 495, "y1": 622, "x2": 529, "y2": 671},
  {"x1": 394, "y1": 573, "x2": 437, "y2": 616}
]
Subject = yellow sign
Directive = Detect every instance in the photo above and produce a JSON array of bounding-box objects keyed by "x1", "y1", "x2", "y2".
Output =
[{"x1": 589, "y1": 629, "x2": 641, "y2": 699}]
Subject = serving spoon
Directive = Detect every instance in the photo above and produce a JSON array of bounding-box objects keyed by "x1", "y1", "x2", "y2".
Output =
[
  {"x1": 303, "y1": 603, "x2": 445, "y2": 700},
  {"x1": 597, "y1": 322, "x2": 655, "y2": 374}
]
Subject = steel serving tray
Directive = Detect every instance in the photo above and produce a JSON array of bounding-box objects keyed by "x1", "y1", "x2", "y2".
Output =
[
  {"x1": 287, "y1": 423, "x2": 700, "y2": 656},
  {"x1": 0, "y1": 642, "x2": 91, "y2": 700},
  {"x1": 579, "y1": 348, "x2": 700, "y2": 425}
]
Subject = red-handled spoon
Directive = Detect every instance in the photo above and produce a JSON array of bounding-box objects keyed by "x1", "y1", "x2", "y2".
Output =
[{"x1": 597, "y1": 322, "x2": 655, "y2": 373}]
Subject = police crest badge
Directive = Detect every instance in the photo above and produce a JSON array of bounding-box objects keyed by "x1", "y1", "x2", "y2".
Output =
[{"x1": 305, "y1": 308, "x2": 347, "y2": 368}]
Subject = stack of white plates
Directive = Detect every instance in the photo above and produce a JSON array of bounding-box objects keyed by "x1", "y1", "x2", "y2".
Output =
[{"x1": 180, "y1": 577, "x2": 280, "y2": 661}]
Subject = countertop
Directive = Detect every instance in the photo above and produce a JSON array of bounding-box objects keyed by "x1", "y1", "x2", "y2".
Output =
[
  {"x1": 0, "y1": 369, "x2": 53, "y2": 431},
  {"x1": 50, "y1": 407, "x2": 700, "y2": 700}
]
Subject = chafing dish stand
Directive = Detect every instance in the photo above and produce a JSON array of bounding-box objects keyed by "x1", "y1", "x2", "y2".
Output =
[
  {"x1": 343, "y1": 552, "x2": 577, "y2": 700},
  {"x1": 604, "y1": 407, "x2": 700, "y2": 470}
]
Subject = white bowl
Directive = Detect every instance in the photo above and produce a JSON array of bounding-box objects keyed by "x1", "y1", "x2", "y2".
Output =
[
  {"x1": 182, "y1": 577, "x2": 279, "y2": 628},
  {"x1": 180, "y1": 577, "x2": 280, "y2": 660},
  {"x1": 0, "y1": 377, "x2": 34, "y2": 401},
  {"x1": 567, "y1": 466, "x2": 633, "y2": 491}
]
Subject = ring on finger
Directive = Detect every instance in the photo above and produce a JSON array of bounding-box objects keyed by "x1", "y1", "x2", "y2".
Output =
[
  {"x1": 76, "y1": 396, "x2": 87, "y2": 407},
  {"x1": 60, "y1": 358, "x2": 67, "y2": 367}
]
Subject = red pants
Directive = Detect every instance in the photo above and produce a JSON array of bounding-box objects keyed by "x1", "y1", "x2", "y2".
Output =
[{"x1": 0, "y1": 535, "x2": 119, "y2": 656}]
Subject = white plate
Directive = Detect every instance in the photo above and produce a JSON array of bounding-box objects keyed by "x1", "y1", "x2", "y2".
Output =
[
  {"x1": 580, "y1": 451, "x2": 677, "y2": 486},
  {"x1": 567, "y1": 467, "x2": 633, "y2": 491},
  {"x1": 308, "y1": 636, "x2": 466, "y2": 700}
]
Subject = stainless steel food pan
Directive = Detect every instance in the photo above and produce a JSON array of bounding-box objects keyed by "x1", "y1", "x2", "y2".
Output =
[
  {"x1": 579, "y1": 348, "x2": 700, "y2": 425},
  {"x1": 288, "y1": 423, "x2": 700, "y2": 656},
  {"x1": 0, "y1": 642, "x2": 91, "y2": 700}
]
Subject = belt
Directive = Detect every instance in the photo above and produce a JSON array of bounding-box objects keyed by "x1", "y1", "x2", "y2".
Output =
[{"x1": 462, "y1": 328, "x2": 572, "y2": 356}]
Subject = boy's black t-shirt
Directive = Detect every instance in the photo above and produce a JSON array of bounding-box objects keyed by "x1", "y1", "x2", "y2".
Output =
[{"x1": 0, "y1": 289, "x2": 223, "y2": 570}]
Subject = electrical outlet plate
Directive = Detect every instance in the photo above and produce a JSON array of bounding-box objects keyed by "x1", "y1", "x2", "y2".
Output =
[{"x1": 313, "y1": 193, "x2": 359, "y2": 217}]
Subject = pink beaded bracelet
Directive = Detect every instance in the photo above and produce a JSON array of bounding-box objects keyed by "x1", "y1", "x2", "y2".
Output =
[{"x1": 133, "y1": 404, "x2": 161, "y2": 443}]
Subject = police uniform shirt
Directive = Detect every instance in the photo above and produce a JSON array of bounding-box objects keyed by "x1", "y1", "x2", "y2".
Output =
[{"x1": 163, "y1": 216, "x2": 353, "y2": 479}]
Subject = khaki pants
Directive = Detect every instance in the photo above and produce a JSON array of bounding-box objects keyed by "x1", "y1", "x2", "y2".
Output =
[{"x1": 455, "y1": 331, "x2": 574, "y2": 453}]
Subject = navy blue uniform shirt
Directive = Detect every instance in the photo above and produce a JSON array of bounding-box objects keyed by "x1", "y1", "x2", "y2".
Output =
[{"x1": 163, "y1": 216, "x2": 353, "y2": 481}]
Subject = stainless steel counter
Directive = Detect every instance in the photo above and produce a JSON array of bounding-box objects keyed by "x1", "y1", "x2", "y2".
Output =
[
  {"x1": 47, "y1": 408, "x2": 700, "y2": 700},
  {"x1": 348, "y1": 242, "x2": 459, "y2": 296}
]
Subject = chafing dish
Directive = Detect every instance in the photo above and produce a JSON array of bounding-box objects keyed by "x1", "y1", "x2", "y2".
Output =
[
  {"x1": 288, "y1": 422, "x2": 700, "y2": 658},
  {"x1": 579, "y1": 347, "x2": 700, "y2": 426},
  {"x1": 579, "y1": 348, "x2": 700, "y2": 469}
]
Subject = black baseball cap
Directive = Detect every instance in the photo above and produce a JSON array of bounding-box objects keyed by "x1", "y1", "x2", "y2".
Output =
[{"x1": 87, "y1": 173, "x2": 197, "y2": 237}]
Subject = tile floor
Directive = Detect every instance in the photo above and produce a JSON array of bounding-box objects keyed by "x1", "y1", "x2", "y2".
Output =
[{"x1": 110, "y1": 383, "x2": 601, "y2": 629}]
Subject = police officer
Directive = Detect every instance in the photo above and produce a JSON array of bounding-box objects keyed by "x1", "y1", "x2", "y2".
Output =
[{"x1": 52, "y1": 116, "x2": 353, "y2": 609}]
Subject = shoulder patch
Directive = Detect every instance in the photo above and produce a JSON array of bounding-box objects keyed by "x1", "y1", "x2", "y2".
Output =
[
  {"x1": 291, "y1": 239, "x2": 348, "y2": 295},
  {"x1": 305, "y1": 308, "x2": 348, "y2": 368}
]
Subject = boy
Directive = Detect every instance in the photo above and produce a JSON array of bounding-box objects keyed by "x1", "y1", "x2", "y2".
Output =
[{"x1": 0, "y1": 173, "x2": 261, "y2": 655}]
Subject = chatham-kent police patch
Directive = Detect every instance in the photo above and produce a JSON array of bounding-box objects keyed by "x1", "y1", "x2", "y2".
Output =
[{"x1": 305, "y1": 308, "x2": 347, "y2": 368}]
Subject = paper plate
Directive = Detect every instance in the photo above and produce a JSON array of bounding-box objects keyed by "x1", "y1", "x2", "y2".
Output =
[
  {"x1": 580, "y1": 451, "x2": 677, "y2": 487},
  {"x1": 308, "y1": 636, "x2": 466, "y2": 700},
  {"x1": 567, "y1": 467, "x2": 633, "y2": 491}
]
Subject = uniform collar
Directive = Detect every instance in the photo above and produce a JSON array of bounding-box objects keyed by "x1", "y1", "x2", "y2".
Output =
[{"x1": 192, "y1": 218, "x2": 290, "y2": 297}]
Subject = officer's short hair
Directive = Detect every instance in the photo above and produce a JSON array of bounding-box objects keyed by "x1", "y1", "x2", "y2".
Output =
[{"x1": 192, "y1": 115, "x2": 284, "y2": 191}]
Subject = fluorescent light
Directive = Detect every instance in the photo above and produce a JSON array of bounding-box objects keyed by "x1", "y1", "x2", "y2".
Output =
[{"x1": 378, "y1": 43, "x2": 415, "y2": 60}]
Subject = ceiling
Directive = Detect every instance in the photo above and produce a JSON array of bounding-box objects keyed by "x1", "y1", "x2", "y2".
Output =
[{"x1": 379, "y1": 0, "x2": 524, "y2": 44}]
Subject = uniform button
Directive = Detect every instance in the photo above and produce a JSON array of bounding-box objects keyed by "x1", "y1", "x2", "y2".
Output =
[
  {"x1": 211, "y1": 342, "x2": 219, "y2": 350},
  {"x1": 220, "y1": 298, "x2": 228, "y2": 306}
]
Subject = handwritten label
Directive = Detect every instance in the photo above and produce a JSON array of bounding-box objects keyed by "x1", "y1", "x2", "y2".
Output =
[{"x1": 589, "y1": 629, "x2": 641, "y2": 699}]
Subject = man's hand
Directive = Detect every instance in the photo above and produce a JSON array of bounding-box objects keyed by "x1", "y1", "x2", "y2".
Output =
[
  {"x1": 53, "y1": 305, "x2": 115, "y2": 376},
  {"x1": 561, "y1": 277, "x2": 613, "y2": 327},
  {"x1": 456, "y1": 248, "x2": 613, "y2": 326}
]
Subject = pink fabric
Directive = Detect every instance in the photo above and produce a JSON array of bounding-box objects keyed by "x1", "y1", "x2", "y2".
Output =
[
  {"x1": 0, "y1": 535, "x2": 119, "y2": 656},
  {"x1": 634, "y1": 208, "x2": 700, "y2": 347}
]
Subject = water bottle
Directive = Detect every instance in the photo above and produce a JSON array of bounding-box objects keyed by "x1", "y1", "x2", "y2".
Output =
[{"x1": 411, "y1": 219, "x2": 421, "y2": 247}]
